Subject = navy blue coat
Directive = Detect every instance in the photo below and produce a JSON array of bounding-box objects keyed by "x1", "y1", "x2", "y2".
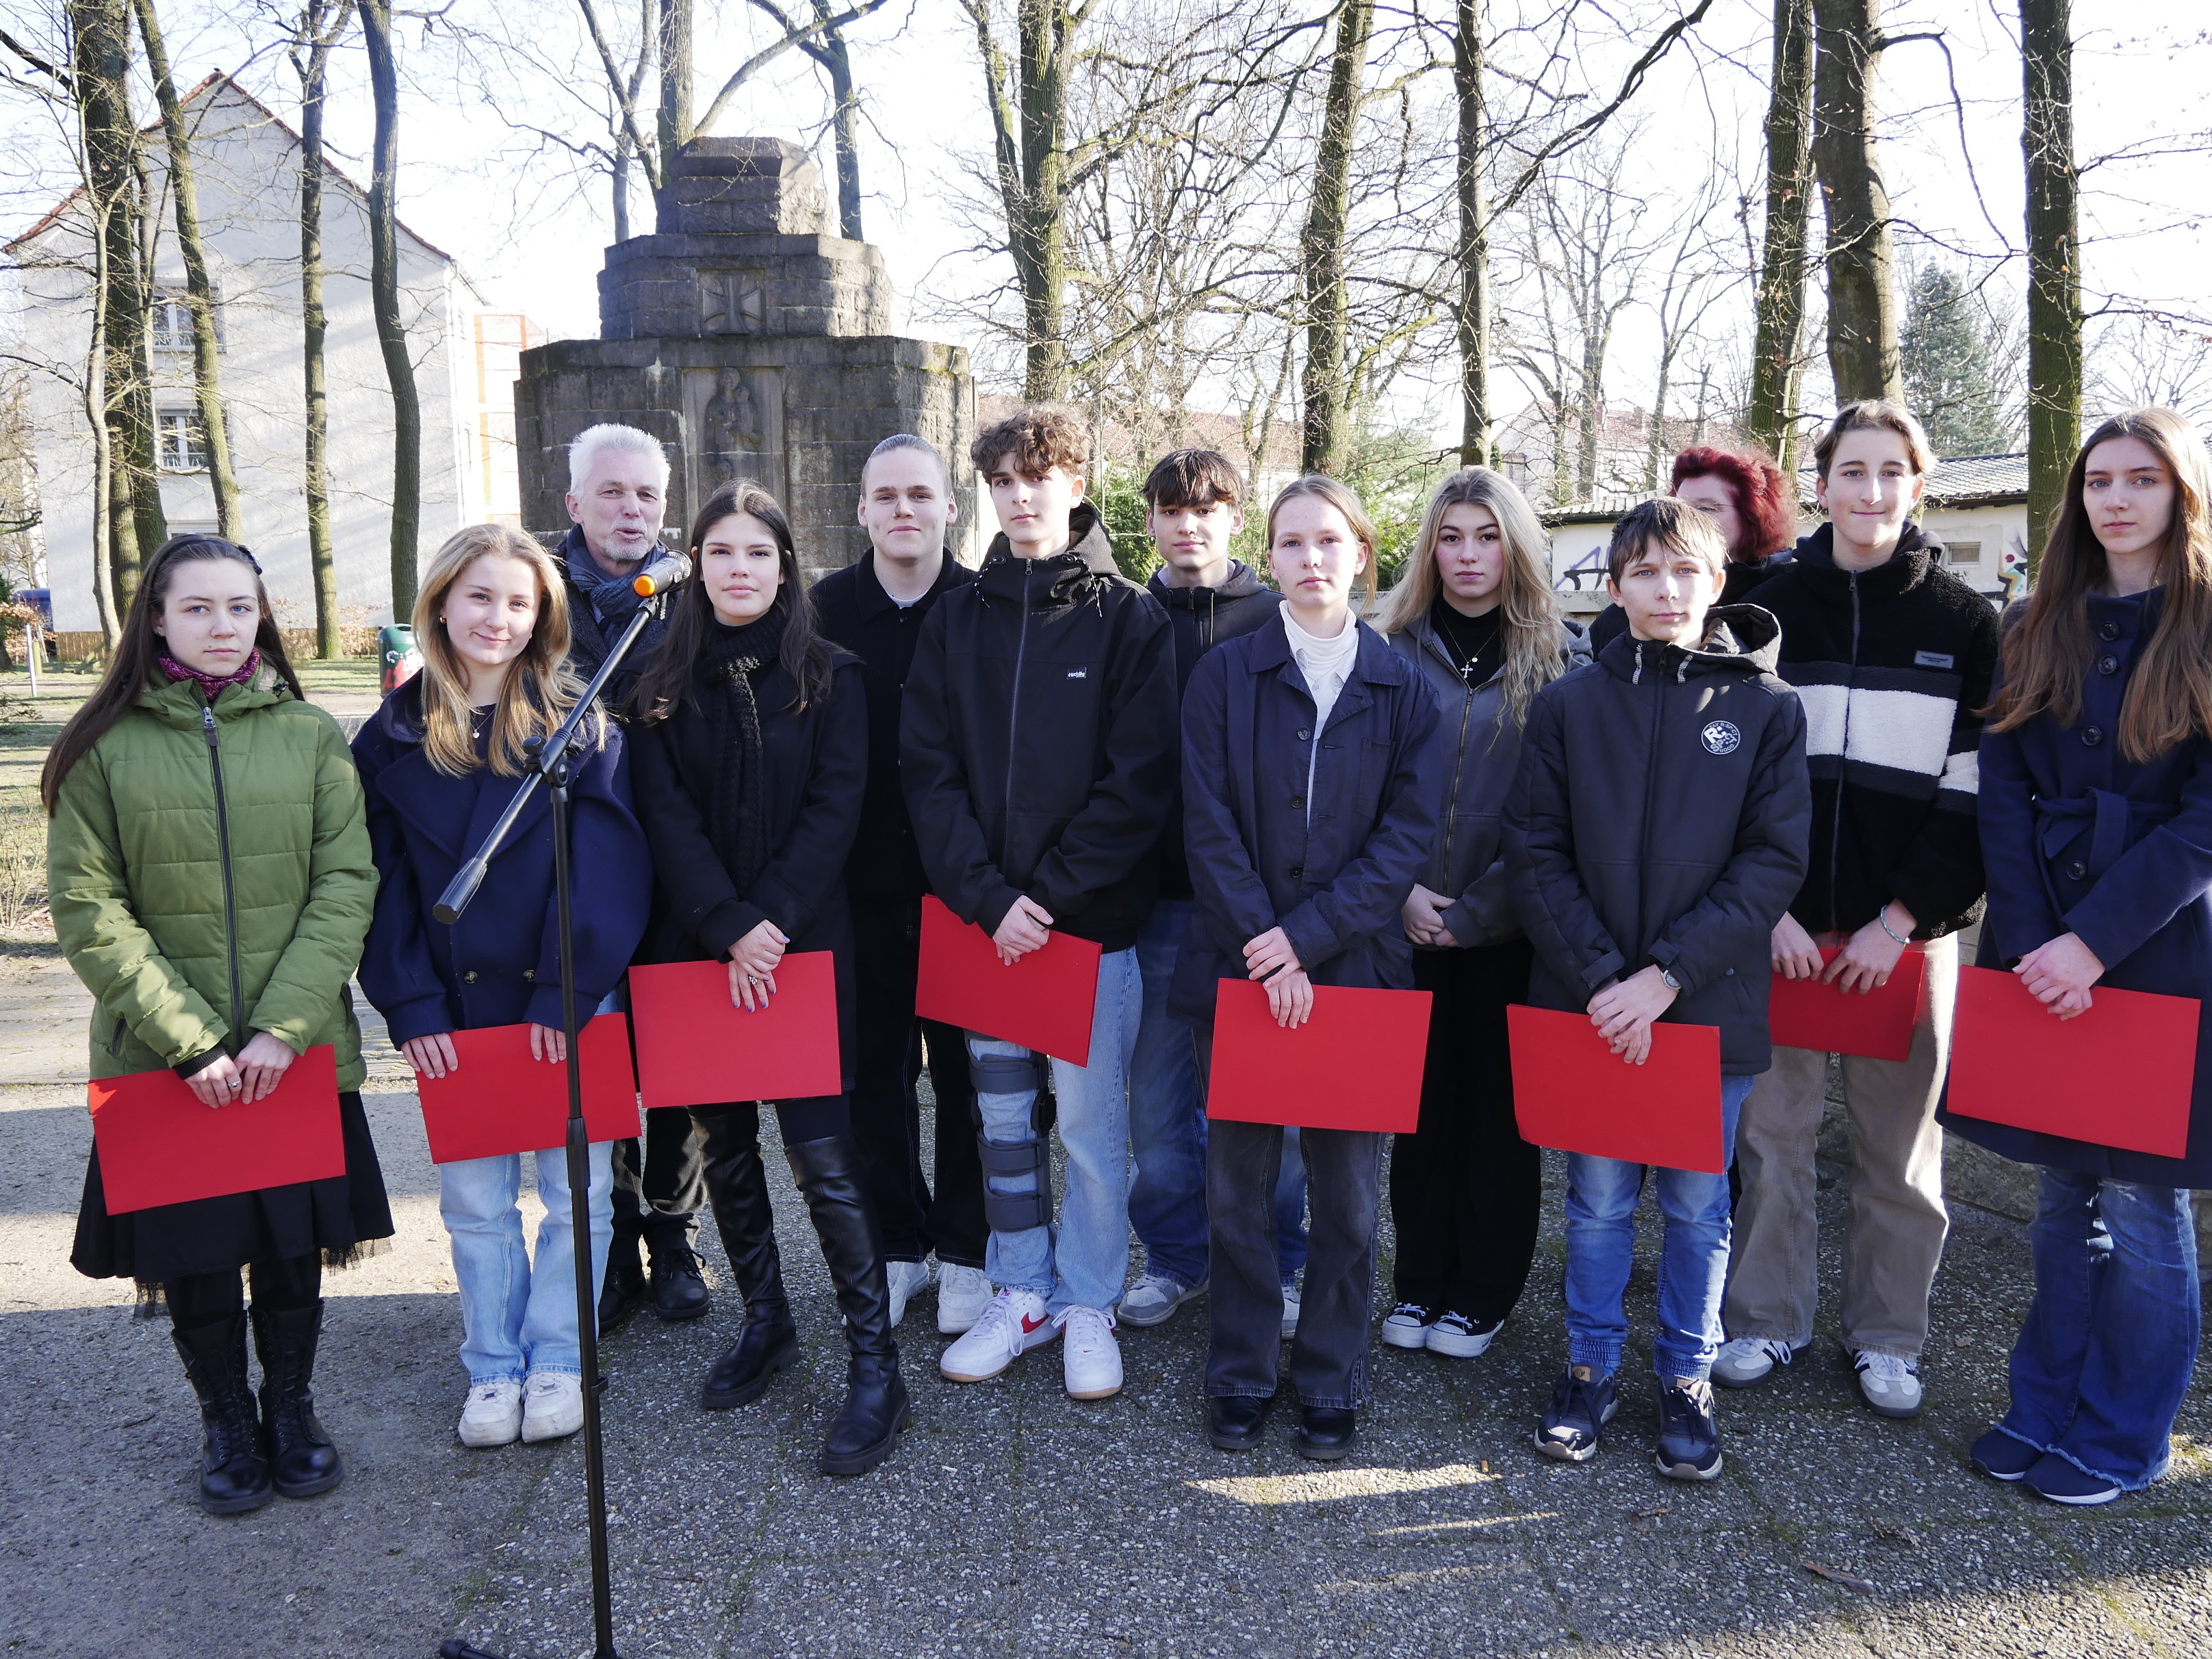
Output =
[
  {"x1": 1170, "y1": 613, "x2": 1443, "y2": 1027},
  {"x1": 1941, "y1": 587, "x2": 2212, "y2": 1185},
  {"x1": 352, "y1": 680, "x2": 652, "y2": 1046}
]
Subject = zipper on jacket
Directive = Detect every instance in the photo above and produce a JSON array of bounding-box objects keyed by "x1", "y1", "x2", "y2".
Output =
[
  {"x1": 199, "y1": 696, "x2": 247, "y2": 1044},
  {"x1": 1635, "y1": 650, "x2": 1666, "y2": 948},
  {"x1": 1824, "y1": 572, "x2": 1860, "y2": 934},
  {"x1": 1004, "y1": 560, "x2": 1032, "y2": 827},
  {"x1": 1426, "y1": 632, "x2": 1476, "y2": 884}
]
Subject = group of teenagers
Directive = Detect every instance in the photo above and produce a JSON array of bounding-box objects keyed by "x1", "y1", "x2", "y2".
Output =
[{"x1": 42, "y1": 391, "x2": 2212, "y2": 1521}]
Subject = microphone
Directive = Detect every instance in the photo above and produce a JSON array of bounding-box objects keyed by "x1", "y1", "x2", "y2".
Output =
[{"x1": 630, "y1": 549, "x2": 693, "y2": 596}]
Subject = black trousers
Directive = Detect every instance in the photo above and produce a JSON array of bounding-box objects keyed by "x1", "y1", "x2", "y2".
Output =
[
  {"x1": 1388, "y1": 940, "x2": 1542, "y2": 1322},
  {"x1": 849, "y1": 895, "x2": 987, "y2": 1267},
  {"x1": 165, "y1": 1252, "x2": 321, "y2": 1328},
  {"x1": 610, "y1": 1105, "x2": 707, "y2": 1255}
]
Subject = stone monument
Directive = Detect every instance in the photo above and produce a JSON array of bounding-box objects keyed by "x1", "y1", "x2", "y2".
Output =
[{"x1": 513, "y1": 137, "x2": 977, "y2": 576}]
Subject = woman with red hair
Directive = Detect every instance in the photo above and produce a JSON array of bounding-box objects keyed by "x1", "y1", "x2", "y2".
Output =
[{"x1": 1589, "y1": 446, "x2": 1800, "y2": 648}]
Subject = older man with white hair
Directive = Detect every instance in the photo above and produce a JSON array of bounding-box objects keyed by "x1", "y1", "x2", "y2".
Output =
[{"x1": 558, "y1": 423, "x2": 711, "y2": 1328}]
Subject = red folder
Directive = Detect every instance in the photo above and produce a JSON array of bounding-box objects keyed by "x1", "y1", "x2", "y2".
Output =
[
  {"x1": 914, "y1": 894, "x2": 1102, "y2": 1066},
  {"x1": 88, "y1": 1044, "x2": 346, "y2": 1215},
  {"x1": 1507, "y1": 1005, "x2": 1726, "y2": 1173},
  {"x1": 630, "y1": 953, "x2": 843, "y2": 1109},
  {"x1": 1946, "y1": 965, "x2": 2200, "y2": 1159},
  {"x1": 414, "y1": 1014, "x2": 640, "y2": 1164},
  {"x1": 1205, "y1": 979, "x2": 1431, "y2": 1133},
  {"x1": 1769, "y1": 947, "x2": 1927, "y2": 1062}
]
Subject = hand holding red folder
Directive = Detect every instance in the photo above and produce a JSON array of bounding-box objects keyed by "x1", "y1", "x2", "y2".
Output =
[
  {"x1": 414, "y1": 1014, "x2": 640, "y2": 1164},
  {"x1": 630, "y1": 953, "x2": 843, "y2": 1109},
  {"x1": 914, "y1": 895, "x2": 1102, "y2": 1066},
  {"x1": 1507, "y1": 1005, "x2": 1725, "y2": 1173},
  {"x1": 89, "y1": 1044, "x2": 346, "y2": 1214},
  {"x1": 1946, "y1": 965, "x2": 2200, "y2": 1159},
  {"x1": 1769, "y1": 947, "x2": 1926, "y2": 1062},
  {"x1": 1205, "y1": 978, "x2": 1430, "y2": 1132}
]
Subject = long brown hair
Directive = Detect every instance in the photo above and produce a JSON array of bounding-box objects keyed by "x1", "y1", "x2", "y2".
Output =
[
  {"x1": 412, "y1": 524, "x2": 601, "y2": 777},
  {"x1": 1986, "y1": 408, "x2": 2212, "y2": 762},
  {"x1": 1374, "y1": 467, "x2": 1571, "y2": 732},
  {"x1": 41, "y1": 536, "x2": 304, "y2": 812},
  {"x1": 626, "y1": 480, "x2": 837, "y2": 721}
]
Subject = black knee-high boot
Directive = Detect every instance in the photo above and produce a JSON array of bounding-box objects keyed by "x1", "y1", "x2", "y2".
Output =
[
  {"x1": 171, "y1": 1314, "x2": 274, "y2": 1515},
  {"x1": 251, "y1": 1300, "x2": 344, "y2": 1498},
  {"x1": 697, "y1": 1111, "x2": 799, "y2": 1410},
  {"x1": 787, "y1": 1133, "x2": 910, "y2": 1476}
]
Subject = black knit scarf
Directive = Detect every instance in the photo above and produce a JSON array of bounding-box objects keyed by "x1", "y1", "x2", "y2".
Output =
[{"x1": 702, "y1": 607, "x2": 788, "y2": 901}]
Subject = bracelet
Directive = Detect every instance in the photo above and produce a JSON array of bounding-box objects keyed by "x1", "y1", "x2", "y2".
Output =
[{"x1": 1877, "y1": 909, "x2": 1912, "y2": 947}]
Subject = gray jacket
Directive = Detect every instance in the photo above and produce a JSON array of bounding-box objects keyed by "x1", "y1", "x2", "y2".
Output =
[{"x1": 1387, "y1": 613, "x2": 1590, "y2": 949}]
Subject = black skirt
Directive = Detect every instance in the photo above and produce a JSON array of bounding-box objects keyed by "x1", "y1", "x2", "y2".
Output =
[{"x1": 70, "y1": 1089, "x2": 396, "y2": 1285}]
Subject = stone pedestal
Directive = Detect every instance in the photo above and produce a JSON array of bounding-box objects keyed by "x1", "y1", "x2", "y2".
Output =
[{"x1": 514, "y1": 138, "x2": 977, "y2": 576}]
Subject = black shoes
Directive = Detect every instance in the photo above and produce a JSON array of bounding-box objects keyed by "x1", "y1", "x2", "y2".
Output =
[
  {"x1": 1294, "y1": 1405, "x2": 1359, "y2": 1461},
  {"x1": 788, "y1": 1135, "x2": 910, "y2": 1478},
  {"x1": 1655, "y1": 1377, "x2": 1723, "y2": 1482},
  {"x1": 700, "y1": 1299, "x2": 801, "y2": 1409},
  {"x1": 598, "y1": 1233, "x2": 647, "y2": 1331},
  {"x1": 171, "y1": 1314, "x2": 274, "y2": 1515},
  {"x1": 250, "y1": 1301, "x2": 344, "y2": 1499},
  {"x1": 648, "y1": 1242, "x2": 712, "y2": 1321},
  {"x1": 1207, "y1": 1394, "x2": 1273, "y2": 1452}
]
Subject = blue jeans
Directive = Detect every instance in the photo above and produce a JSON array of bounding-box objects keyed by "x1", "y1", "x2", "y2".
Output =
[
  {"x1": 1564, "y1": 1075, "x2": 1753, "y2": 1381},
  {"x1": 1130, "y1": 901, "x2": 1211, "y2": 1285},
  {"x1": 1994, "y1": 1170, "x2": 2200, "y2": 1491},
  {"x1": 440, "y1": 1141, "x2": 614, "y2": 1384},
  {"x1": 968, "y1": 946, "x2": 1142, "y2": 1317}
]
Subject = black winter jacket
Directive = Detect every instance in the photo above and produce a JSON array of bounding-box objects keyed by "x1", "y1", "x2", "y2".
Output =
[
  {"x1": 630, "y1": 650, "x2": 869, "y2": 1087},
  {"x1": 899, "y1": 504, "x2": 1177, "y2": 953},
  {"x1": 1147, "y1": 561, "x2": 1284, "y2": 901},
  {"x1": 1504, "y1": 607, "x2": 1813, "y2": 1075},
  {"x1": 1751, "y1": 522, "x2": 2000, "y2": 938}
]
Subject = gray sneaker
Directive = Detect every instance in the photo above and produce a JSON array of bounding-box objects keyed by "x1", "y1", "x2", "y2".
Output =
[
  {"x1": 1854, "y1": 1350, "x2": 1925, "y2": 1419},
  {"x1": 1711, "y1": 1335, "x2": 1799, "y2": 1389},
  {"x1": 1118, "y1": 1272, "x2": 1206, "y2": 1328}
]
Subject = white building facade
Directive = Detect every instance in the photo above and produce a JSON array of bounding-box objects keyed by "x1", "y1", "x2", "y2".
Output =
[{"x1": 8, "y1": 75, "x2": 528, "y2": 643}]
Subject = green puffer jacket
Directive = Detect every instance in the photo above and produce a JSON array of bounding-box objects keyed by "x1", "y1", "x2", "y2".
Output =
[{"x1": 47, "y1": 667, "x2": 377, "y2": 1088}]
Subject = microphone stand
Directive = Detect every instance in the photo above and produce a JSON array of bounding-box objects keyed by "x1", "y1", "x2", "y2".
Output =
[{"x1": 435, "y1": 593, "x2": 668, "y2": 1659}]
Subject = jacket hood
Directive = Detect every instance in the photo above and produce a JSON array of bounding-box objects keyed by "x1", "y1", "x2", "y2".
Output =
[
  {"x1": 132, "y1": 660, "x2": 294, "y2": 729},
  {"x1": 976, "y1": 503, "x2": 1121, "y2": 608},
  {"x1": 370, "y1": 676, "x2": 430, "y2": 747},
  {"x1": 1147, "y1": 559, "x2": 1273, "y2": 608},
  {"x1": 1793, "y1": 520, "x2": 1941, "y2": 595},
  {"x1": 1598, "y1": 603, "x2": 1783, "y2": 685}
]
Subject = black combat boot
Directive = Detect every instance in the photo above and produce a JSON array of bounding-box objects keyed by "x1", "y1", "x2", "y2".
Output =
[
  {"x1": 787, "y1": 1134, "x2": 910, "y2": 1476},
  {"x1": 170, "y1": 1314, "x2": 274, "y2": 1515}
]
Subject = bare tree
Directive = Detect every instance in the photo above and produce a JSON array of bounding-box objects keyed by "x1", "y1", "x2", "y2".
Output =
[
  {"x1": 294, "y1": 0, "x2": 351, "y2": 656},
  {"x1": 360, "y1": 0, "x2": 420, "y2": 619},
  {"x1": 1644, "y1": 192, "x2": 1735, "y2": 488},
  {"x1": 1748, "y1": 0, "x2": 1813, "y2": 472},
  {"x1": 749, "y1": 0, "x2": 865, "y2": 240},
  {"x1": 2020, "y1": 0, "x2": 2078, "y2": 565},
  {"x1": 1298, "y1": 0, "x2": 1374, "y2": 475},
  {"x1": 1812, "y1": 0, "x2": 1902, "y2": 403}
]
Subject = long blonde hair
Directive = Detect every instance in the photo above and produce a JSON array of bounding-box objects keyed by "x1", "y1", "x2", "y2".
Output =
[
  {"x1": 412, "y1": 525, "x2": 600, "y2": 777},
  {"x1": 1375, "y1": 467, "x2": 1570, "y2": 731}
]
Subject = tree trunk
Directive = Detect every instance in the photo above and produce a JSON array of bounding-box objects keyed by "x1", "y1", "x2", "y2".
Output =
[
  {"x1": 135, "y1": 0, "x2": 240, "y2": 542},
  {"x1": 1749, "y1": 0, "x2": 1813, "y2": 472},
  {"x1": 965, "y1": 0, "x2": 1075, "y2": 400},
  {"x1": 1453, "y1": 0, "x2": 1491, "y2": 467},
  {"x1": 1812, "y1": 0, "x2": 1901, "y2": 404},
  {"x1": 811, "y1": 14, "x2": 863, "y2": 242},
  {"x1": 360, "y1": 0, "x2": 422, "y2": 623},
  {"x1": 656, "y1": 0, "x2": 693, "y2": 222},
  {"x1": 298, "y1": 0, "x2": 350, "y2": 658},
  {"x1": 81, "y1": 260, "x2": 123, "y2": 647},
  {"x1": 1300, "y1": 0, "x2": 1374, "y2": 476},
  {"x1": 2020, "y1": 0, "x2": 2079, "y2": 571},
  {"x1": 610, "y1": 0, "x2": 653, "y2": 240}
]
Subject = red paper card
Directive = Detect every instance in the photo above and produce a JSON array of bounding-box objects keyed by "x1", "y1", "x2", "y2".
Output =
[
  {"x1": 88, "y1": 1044, "x2": 345, "y2": 1215},
  {"x1": 630, "y1": 953, "x2": 843, "y2": 1109},
  {"x1": 1946, "y1": 965, "x2": 2200, "y2": 1159},
  {"x1": 1205, "y1": 979, "x2": 1430, "y2": 1132},
  {"x1": 415, "y1": 1014, "x2": 640, "y2": 1164},
  {"x1": 1769, "y1": 947, "x2": 1927, "y2": 1062},
  {"x1": 1507, "y1": 1005, "x2": 1727, "y2": 1173},
  {"x1": 913, "y1": 895, "x2": 1102, "y2": 1066}
]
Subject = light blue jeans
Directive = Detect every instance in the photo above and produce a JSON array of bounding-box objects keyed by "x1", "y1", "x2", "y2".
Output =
[
  {"x1": 968, "y1": 946, "x2": 1142, "y2": 1317},
  {"x1": 1564, "y1": 1075, "x2": 1753, "y2": 1382},
  {"x1": 441, "y1": 1141, "x2": 614, "y2": 1384}
]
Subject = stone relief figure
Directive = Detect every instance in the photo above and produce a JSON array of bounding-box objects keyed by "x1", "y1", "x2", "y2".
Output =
[{"x1": 702, "y1": 366, "x2": 764, "y2": 485}]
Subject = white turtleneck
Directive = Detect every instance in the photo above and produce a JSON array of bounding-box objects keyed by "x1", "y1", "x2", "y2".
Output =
[{"x1": 1281, "y1": 606, "x2": 1359, "y2": 827}]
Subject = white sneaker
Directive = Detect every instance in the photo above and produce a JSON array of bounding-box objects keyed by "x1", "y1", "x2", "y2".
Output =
[
  {"x1": 1059, "y1": 1305, "x2": 1123, "y2": 1400},
  {"x1": 1426, "y1": 1311, "x2": 1502, "y2": 1359},
  {"x1": 937, "y1": 1263, "x2": 993, "y2": 1335},
  {"x1": 1280, "y1": 1278, "x2": 1302, "y2": 1341},
  {"x1": 886, "y1": 1259, "x2": 936, "y2": 1328},
  {"x1": 519, "y1": 1372, "x2": 584, "y2": 1442},
  {"x1": 940, "y1": 1287, "x2": 1055, "y2": 1382},
  {"x1": 1118, "y1": 1272, "x2": 1205, "y2": 1328},
  {"x1": 1854, "y1": 1350, "x2": 1925, "y2": 1419},
  {"x1": 457, "y1": 1379, "x2": 523, "y2": 1448},
  {"x1": 1380, "y1": 1302, "x2": 1436, "y2": 1350},
  {"x1": 1712, "y1": 1335, "x2": 1799, "y2": 1389}
]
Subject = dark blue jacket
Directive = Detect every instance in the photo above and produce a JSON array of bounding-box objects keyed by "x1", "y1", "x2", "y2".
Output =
[
  {"x1": 1170, "y1": 612, "x2": 1443, "y2": 1027},
  {"x1": 352, "y1": 679, "x2": 652, "y2": 1046},
  {"x1": 1942, "y1": 587, "x2": 2212, "y2": 1185}
]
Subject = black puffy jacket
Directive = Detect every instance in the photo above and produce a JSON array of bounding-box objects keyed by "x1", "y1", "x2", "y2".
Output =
[
  {"x1": 1504, "y1": 606, "x2": 1813, "y2": 1075},
  {"x1": 899, "y1": 504, "x2": 1177, "y2": 954}
]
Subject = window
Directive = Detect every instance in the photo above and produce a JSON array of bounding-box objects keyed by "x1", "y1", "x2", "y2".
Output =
[
  {"x1": 156, "y1": 409, "x2": 207, "y2": 472},
  {"x1": 1946, "y1": 540, "x2": 1982, "y2": 565},
  {"x1": 149, "y1": 295, "x2": 192, "y2": 353}
]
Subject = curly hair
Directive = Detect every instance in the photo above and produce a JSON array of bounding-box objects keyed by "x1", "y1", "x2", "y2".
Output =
[
  {"x1": 970, "y1": 404, "x2": 1090, "y2": 478},
  {"x1": 1670, "y1": 445, "x2": 1798, "y2": 561}
]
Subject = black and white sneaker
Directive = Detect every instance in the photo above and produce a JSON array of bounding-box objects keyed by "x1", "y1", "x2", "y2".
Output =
[
  {"x1": 1536, "y1": 1367, "x2": 1618, "y2": 1463},
  {"x1": 1426, "y1": 1311, "x2": 1502, "y2": 1359},
  {"x1": 1655, "y1": 1377, "x2": 1723, "y2": 1481},
  {"x1": 1380, "y1": 1302, "x2": 1437, "y2": 1350}
]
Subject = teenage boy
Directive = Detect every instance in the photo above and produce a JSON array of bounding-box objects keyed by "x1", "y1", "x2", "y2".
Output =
[
  {"x1": 812, "y1": 435, "x2": 991, "y2": 1336},
  {"x1": 1715, "y1": 400, "x2": 2001, "y2": 1419},
  {"x1": 1118, "y1": 450, "x2": 1293, "y2": 1331},
  {"x1": 559, "y1": 422, "x2": 707, "y2": 1328},
  {"x1": 1506, "y1": 496, "x2": 1810, "y2": 1480},
  {"x1": 901, "y1": 405, "x2": 1176, "y2": 1401}
]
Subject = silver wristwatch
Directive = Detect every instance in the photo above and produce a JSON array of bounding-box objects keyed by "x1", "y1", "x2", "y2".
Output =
[{"x1": 1660, "y1": 967, "x2": 1682, "y2": 992}]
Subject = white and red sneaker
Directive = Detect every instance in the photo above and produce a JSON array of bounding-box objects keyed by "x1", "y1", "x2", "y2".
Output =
[{"x1": 939, "y1": 1288, "x2": 1056, "y2": 1382}]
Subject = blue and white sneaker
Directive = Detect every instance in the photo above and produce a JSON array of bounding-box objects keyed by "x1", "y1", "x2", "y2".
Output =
[{"x1": 1536, "y1": 1366, "x2": 1618, "y2": 1463}]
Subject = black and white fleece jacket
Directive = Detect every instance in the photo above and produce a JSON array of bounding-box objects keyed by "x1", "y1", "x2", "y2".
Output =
[{"x1": 1749, "y1": 521, "x2": 2001, "y2": 939}]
